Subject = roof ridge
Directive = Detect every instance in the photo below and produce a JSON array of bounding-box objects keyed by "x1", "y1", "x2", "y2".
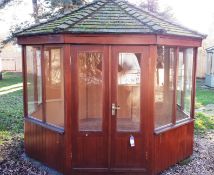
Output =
[
  {"x1": 117, "y1": 0, "x2": 206, "y2": 38},
  {"x1": 16, "y1": 0, "x2": 205, "y2": 38},
  {"x1": 112, "y1": 0, "x2": 165, "y2": 34},
  {"x1": 15, "y1": 0, "x2": 102, "y2": 36},
  {"x1": 54, "y1": 0, "x2": 108, "y2": 32}
]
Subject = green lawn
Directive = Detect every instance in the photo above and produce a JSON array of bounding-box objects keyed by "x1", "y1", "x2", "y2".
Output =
[
  {"x1": 196, "y1": 80, "x2": 214, "y2": 107},
  {"x1": 0, "y1": 72, "x2": 23, "y2": 145},
  {"x1": 195, "y1": 80, "x2": 214, "y2": 133}
]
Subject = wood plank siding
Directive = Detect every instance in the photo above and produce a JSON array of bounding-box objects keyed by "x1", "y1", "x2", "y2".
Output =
[
  {"x1": 25, "y1": 120, "x2": 66, "y2": 173},
  {"x1": 154, "y1": 122, "x2": 194, "y2": 174}
]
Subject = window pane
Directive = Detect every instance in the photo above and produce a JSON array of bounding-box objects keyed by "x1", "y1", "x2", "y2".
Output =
[
  {"x1": 78, "y1": 52, "x2": 103, "y2": 131},
  {"x1": 155, "y1": 47, "x2": 175, "y2": 128},
  {"x1": 44, "y1": 48, "x2": 64, "y2": 128},
  {"x1": 176, "y1": 48, "x2": 193, "y2": 121},
  {"x1": 26, "y1": 46, "x2": 43, "y2": 120},
  {"x1": 117, "y1": 53, "x2": 141, "y2": 132}
]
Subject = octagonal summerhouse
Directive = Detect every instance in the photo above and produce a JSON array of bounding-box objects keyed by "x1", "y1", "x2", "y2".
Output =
[{"x1": 16, "y1": 0, "x2": 205, "y2": 174}]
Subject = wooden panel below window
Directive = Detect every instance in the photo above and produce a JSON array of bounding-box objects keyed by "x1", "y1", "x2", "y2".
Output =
[
  {"x1": 154, "y1": 122, "x2": 194, "y2": 174},
  {"x1": 24, "y1": 120, "x2": 65, "y2": 173},
  {"x1": 111, "y1": 135, "x2": 145, "y2": 169},
  {"x1": 72, "y1": 135, "x2": 108, "y2": 168}
]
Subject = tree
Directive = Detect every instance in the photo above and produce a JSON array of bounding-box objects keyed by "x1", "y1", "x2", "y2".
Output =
[
  {"x1": 32, "y1": 0, "x2": 39, "y2": 23},
  {"x1": 140, "y1": 0, "x2": 159, "y2": 13},
  {"x1": 0, "y1": 0, "x2": 13, "y2": 9},
  {"x1": 0, "y1": 0, "x2": 86, "y2": 49},
  {"x1": 139, "y1": 0, "x2": 174, "y2": 20}
]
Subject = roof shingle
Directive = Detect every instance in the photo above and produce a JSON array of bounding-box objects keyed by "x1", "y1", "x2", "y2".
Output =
[{"x1": 17, "y1": 0, "x2": 206, "y2": 38}]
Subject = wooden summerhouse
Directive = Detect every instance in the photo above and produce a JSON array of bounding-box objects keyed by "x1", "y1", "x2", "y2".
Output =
[
  {"x1": 205, "y1": 46, "x2": 214, "y2": 87},
  {"x1": 17, "y1": 0, "x2": 205, "y2": 174}
]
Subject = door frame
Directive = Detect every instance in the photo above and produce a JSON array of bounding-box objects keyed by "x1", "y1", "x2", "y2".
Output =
[
  {"x1": 70, "y1": 45, "x2": 150, "y2": 173},
  {"x1": 110, "y1": 46, "x2": 149, "y2": 172},
  {"x1": 71, "y1": 45, "x2": 110, "y2": 171}
]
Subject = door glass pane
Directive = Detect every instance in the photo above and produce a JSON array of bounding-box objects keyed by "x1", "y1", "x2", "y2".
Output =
[
  {"x1": 44, "y1": 48, "x2": 64, "y2": 128},
  {"x1": 26, "y1": 46, "x2": 43, "y2": 120},
  {"x1": 117, "y1": 53, "x2": 141, "y2": 132},
  {"x1": 78, "y1": 52, "x2": 103, "y2": 131}
]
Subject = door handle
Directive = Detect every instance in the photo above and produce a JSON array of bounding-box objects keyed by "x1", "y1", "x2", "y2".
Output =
[{"x1": 112, "y1": 103, "x2": 120, "y2": 116}]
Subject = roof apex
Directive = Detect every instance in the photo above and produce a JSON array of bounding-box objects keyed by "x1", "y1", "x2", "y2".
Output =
[{"x1": 16, "y1": 0, "x2": 206, "y2": 39}]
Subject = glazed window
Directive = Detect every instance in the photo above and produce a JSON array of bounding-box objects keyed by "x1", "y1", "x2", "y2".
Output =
[
  {"x1": 78, "y1": 52, "x2": 103, "y2": 131},
  {"x1": 176, "y1": 48, "x2": 193, "y2": 121},
  {"x1": 26, "y1": 46, "x2": 43, "y2": 121},
  {"x1": 25, "y1": 46, "x2": 64, "y2": 130},
  {"x1": 155, "y1": 46, "x2": 175, "y2": 128},
  {"x1": 117, "y1": 53, "x2": 141, "y2": 132},
  {"x1": 44, "y1": 48, "x2": 64, "y2": 128},
  {"x1": 155, "y1": 46, "x2": 195, "y2": 131}
]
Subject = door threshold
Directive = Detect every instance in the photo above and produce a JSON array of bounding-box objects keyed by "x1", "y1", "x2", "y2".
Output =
[
  {"x1": 110, "y1": 168, "x2": 146, "y2": 173},
  {"x1": 72, "y1": 167, "x2": 147, "y2": 173}
]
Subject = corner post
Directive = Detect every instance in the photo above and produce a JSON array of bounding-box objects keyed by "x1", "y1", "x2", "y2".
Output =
[
  {"x1": 22, "y1": 45, "x2": 28, "y2": 118},
  {"x1": 64, "y1": 44, "x2": 72, "y2": 174},
  {"x1": 147, "y1": 45, "x2": 157, "y2": 175},
  {"x1": 191, "y1": 47, "x2": 198, "y2": 119}
]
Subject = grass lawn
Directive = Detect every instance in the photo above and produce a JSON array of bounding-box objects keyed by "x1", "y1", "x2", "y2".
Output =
[
  {"x1": 195, "y1": 80, "x2": 214, "y2": 133},
  {"x1": 196, "y1": 80, "x2": 214, "y2": 107},
  {"x1": 0, "y1": 73, "x2": 213, "y2": 144},
  {"x1": 0, "y1": 72, "x2": 23, "y2": 145}
]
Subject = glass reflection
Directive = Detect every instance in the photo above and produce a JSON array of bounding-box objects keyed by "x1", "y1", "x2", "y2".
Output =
[
  {"x1": 78, "y1": 52, "x2": 103, "y2": 131},
  {"x1": 117, "y1": 53, "x2": 141, "y2": 132}
]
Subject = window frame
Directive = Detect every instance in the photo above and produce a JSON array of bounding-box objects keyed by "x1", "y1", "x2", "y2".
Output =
[
  {"x1": 77, "y1": 51, "x2": 104, "y2": 132},
  {"x1": 154, "y1": 46, "x2": 197, "y2": 133},
  {"x1": 25, "y1": 45, "x2": 43, "y2": 121},
  {"x1": 24, "y1": 45, "x2": 65, "y2": 133}
]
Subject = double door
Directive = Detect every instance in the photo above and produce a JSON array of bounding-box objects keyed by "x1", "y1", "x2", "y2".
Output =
[{"x1": 71, "y1": 45, "x2": 149, "y2": 174}]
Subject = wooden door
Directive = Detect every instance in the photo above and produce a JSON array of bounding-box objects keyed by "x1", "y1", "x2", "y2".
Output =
[
  {"x1": 71, "y1": 45, "x2": 109, "y2": 172},
  {"x1": 71, "y1": 45, "x2": 148, "y2": 173},
  {"x1": 110, "y1": 46, "x2": 147, "y2": 172}
]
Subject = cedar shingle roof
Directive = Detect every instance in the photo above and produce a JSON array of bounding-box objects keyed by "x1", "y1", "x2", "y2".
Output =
[{"x1": 17, "y1": 0, "x2": 205, "y2": 38}]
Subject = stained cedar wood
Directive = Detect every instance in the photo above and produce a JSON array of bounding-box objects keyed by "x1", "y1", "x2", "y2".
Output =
[
  {"x1": 25, "y1": 121, "x2": 65, "y2": 173},
  {"x1": 21, "y1": 34, "x2": 200, "y2": 175},
  {"x1": 154, "y1": 122, "x2": 194, "y2": 174},
  {"x1": 71, "y1": 46, "x2": 109, "y2": 171},
  {"x1": 22, "y1": 45, "x2": 27, "y2": 117},
  {"x1": 33, "y1": 49, "x2": 39, "y2": 110},
  {"x1": 147, "y1": 45, "x2": 157, "y2": 175},
  {"x1": 18, "y1": 34, "x2": 202, "y2": 47},
  {"x1": 41, "y1": 46, "x2": 46, "y2": 122},
  {"x1": 64, "y1": 44, "x2": 72, "y2": 174},
  {"x1": 110, "y1": 46, "x2": 147, "y2": 170},
  {"x1": 191, "y1": 48, "x2": 198, "y2": 119},
  {"x1": 172, "y1": 47, "x2": 179, "y2": 125}
]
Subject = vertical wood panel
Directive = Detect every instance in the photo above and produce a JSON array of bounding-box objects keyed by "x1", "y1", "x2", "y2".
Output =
[
  {"x1": 147, "y1": 45, "x2": 156, "y2": 175},
  {"x1": 154, "y1": 122, "x2": 194, "y2": 174},
  {"x1": 191, "y1": 47, "x2": 198, "y2": 119},
  {"x1": 24, "y1": 121, "x2": 65, "y2": 173},
  {"x1": 22, "y1": 45, "x2": 28, "y2": 117},
  {"x1": 64, "y1": 44, "x2": 72, "y2": 174}
]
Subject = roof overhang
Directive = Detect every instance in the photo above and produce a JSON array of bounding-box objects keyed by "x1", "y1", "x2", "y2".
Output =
[{"x1": 17, "y1": 33, "x2": 203, "y2": 47}]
